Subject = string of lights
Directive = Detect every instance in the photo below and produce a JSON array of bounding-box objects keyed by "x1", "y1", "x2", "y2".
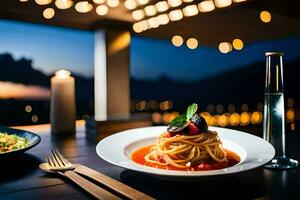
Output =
[{"x1": 18, "y1": 0, "x2": 272, "y2": 52}]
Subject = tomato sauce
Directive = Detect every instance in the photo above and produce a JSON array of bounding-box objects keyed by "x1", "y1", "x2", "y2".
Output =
[{"x1": 131, "y1": 145, "x2": 240, "y2": 171}]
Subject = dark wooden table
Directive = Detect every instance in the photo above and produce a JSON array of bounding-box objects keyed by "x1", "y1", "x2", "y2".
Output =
[{"x1": 0, "y1": 124, "x2": 300, "y2": 200}]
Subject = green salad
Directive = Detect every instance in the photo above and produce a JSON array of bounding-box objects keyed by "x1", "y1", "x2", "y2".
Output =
[{"x1": 0, "y1": 133, "x2": 29, "y2": 153}]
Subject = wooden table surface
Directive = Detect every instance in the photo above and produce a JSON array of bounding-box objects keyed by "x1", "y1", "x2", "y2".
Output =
[{"x1": 0, "y1": 123, "x2": 300, "y2": 200}]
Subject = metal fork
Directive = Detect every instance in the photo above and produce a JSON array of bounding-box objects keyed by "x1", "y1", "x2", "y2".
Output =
[
  {"x1": 47, "y1": 150, "x2": 155, "y2": 200},
  {"x1": 46, "y1": 150, "x2": 121, "y2": 200}
]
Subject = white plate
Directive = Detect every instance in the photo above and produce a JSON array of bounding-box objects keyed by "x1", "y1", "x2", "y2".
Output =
[{"x1": 96, "y1": 126, "x2": 275, "y2": 177}]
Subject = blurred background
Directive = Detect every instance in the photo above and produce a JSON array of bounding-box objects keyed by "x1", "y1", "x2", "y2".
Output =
[{"x1": 0, "y1": 0, "x2": 299, "y2": 134}]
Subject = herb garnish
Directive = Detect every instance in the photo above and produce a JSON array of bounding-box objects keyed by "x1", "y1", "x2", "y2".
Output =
[
  {"x1": 167, "y1": 103, "x2": 199, "y2": 132},
  {"x1": 186, "y1": 103, "x2": 198, "y2": 121}
]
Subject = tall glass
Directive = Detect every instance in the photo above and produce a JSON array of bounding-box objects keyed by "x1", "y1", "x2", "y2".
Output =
[{"x1": 263, "y1": 52, "x2": 298, "y2": 169}]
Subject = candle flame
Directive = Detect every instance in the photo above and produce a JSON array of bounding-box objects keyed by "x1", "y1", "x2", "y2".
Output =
[{"x1": 55, "y1": 69, "x2": 71, "y2": 79}]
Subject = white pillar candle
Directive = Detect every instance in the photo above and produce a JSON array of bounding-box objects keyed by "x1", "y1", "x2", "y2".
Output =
[{"x1": 50, "y1": 70, "x2": 76, "y2": 134}]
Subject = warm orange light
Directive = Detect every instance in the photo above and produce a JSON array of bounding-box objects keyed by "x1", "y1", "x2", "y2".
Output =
[
  {"x1": 198, "y1": 0, "x2": 215, "y2": 12},
  {"x1": 159, "y1": 100, "x2": 173, "y2": 110},
  {"x1": 156, "y1": 1, "x2": 169, "y2": 12},
  {"x1": 229, "y1": 113, "x2": 240, "y2": 126},
  {"x1": 35, "y1": 0, "x2": 52, "y2": 5},
  {"x1": 132, "y1": 9, "x2": 145, "y2": 20},
  {"x1": 183, "y1": 5, "x2": 199, "y2": 17},
  {"x1": 172, "y1": 35, "x2": 184, "y2": 47},
  {"x1": 214, "y1": 0, "x2": 232, "y2": 8},
  {"x1": 240, "y1": 112, "x2": 250, "y2": 126},
  {"x1": 0, "y1": 81, "x2": 50, "y2": 100},
  {"x1": 147, "y1": 17, "x2": 159, "y2": 28},
  {"x1": 108, "y1": 32, "x2": 130, "y2": 54},
  {"x1": 200, "y1": 112, "x2": 210, "y2": 121},
  {"x1": 251, "y1": 111, "x2": 262, "y2": 124},
  {"x1": 156, "y1": 14, "x2": 169, "y2": 25},
  {"x1": 124, "y1": 0, "x2": 137, "y2": 10},
  {"x1": 260, "y1": 11, "x2": 271, "y2": 23},
  {"x1": 218, "y1": 114, "x2": 228, "y2": 127},
  {"x1": 93, "y1": 0, "x2": 105, "y2": 3},
  {"x1": 167, "y1": 0, "x2": 182, "y2": 7},
  {"x1": 169, "y1": 9, "x2": 183, "y2": 21},
  {"x1": 55, "y1": 70, "x2": 71, "y2": 79},
  {"x1": 133, "y1": 20, "x2": 148, "y2": 33},
  {"x1": 137, "y1": 0, "x2": 149, "y2": 5},
  {"x1": 144, "y1": 5, "x2": 157, "y2": 16},
  {"x1": 107, "y1": 0, "x2": 119, "y2": 7},
  {"x1": 232, "y1": 38, "x2": 244, "y2": 50},
  {"x1": 152, "y1": 112, "x2": 162, "y2": 124},
  {"x1": 186, "y1": 38, "x2": 198, "y2": 49},
  {"x1": 96, "y1": 5, "x2": 109, "y2": 16},
  {"x1": 218, "y1": 42, "x2": 232, "y2": 53},
  {"x1": 43, "y1": 8, "x2": 55, "y2": 19},
  {"x1": 55, "y1": 0, "x2": 73, "y2": 9},
  {"x1": 162, "y1": 113, "x2": 173, "y2": 124},
  {"x1": 75, "y1": 1, "x2": 93, "y2": 13},
  {"x1": 206, "y1": 115, "x2": 216, "y2": 126},
  {"x1": 286, "y1": 109, "x2": 295, "y2": 122}
]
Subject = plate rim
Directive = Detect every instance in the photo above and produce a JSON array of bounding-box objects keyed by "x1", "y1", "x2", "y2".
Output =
[
  {"x1": 0, "y1": 126, "x2": 41, "y2": 156},
  {"x1": 96, "y1": 126, "x2": 275, "y2": 177}
]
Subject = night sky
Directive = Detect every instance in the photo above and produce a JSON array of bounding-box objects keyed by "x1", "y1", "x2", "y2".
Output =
[{"x1": 1, "y1": 19, "x2": 300, "y2": 82}]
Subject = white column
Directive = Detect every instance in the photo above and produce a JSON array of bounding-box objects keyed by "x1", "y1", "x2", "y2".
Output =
[
  {"x1": 94, "y1": 28, "x2": 131, "y2": 121},
  {"x1": 94, "y1": 30, "x2": 107, "y2": 121}
]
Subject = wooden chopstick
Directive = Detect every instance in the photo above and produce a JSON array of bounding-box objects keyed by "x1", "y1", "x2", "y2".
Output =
[
  {"x1": 73, "y1": 164, "x2": 155, "y2": 200},
  {"x1": 64, "y1": 170, "x2": 121, "y2": 200}
]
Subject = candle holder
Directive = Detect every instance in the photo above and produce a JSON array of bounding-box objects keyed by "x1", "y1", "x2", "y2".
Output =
[{"x1": 50, "y1": 69, "x2": 76, "y2": 135}]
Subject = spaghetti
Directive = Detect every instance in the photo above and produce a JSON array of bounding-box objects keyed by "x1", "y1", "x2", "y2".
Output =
[{"x1": 144, "y1": 130, "x2": 227, "y2": 169}]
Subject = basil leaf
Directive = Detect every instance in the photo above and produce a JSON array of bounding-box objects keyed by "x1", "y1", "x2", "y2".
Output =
[
  {"x1": 168, "y1": 114, "x2": 187, "y2": 127},
  {"x1": 167, "y1": 114, "x2": 189, "y2": 132},
  {"x1": 186, "y1": 103, "x2": 198, "y2": 121}
]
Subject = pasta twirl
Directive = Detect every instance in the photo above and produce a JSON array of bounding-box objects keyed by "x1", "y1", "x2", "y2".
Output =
[{"x1": 144, "y1": 130, "x2": 227, "y2": 169}]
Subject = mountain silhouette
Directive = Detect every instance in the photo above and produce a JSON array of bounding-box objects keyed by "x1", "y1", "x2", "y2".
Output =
[
  {"x1": 131, "y1": 59, "x2": 299, "y2": 111},
  {"x1": 0, "y1": 53, "x2": 94, "y2": 102},
  {"x1": 0, "y1": 52, "x2": 298, "y2": 114},
  {"x1": 0, "y1": 53, "x2": 49, "y2": 86}
]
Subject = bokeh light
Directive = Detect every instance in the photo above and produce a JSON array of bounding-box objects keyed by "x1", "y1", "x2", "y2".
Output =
[
  {"x1": 232, "y1": 38, "x2": 244, "y2": 50},
  {"x1": 172, "y1": 35, "x2": 184, "y2": 47},
  {"x1": 229, "y1": 113, "x2": 240, "y2": 126},
  {"x1": 260, "y1": 11, "x2": 271, "y2": 23},
  {"x1": 25, "y1": 105, "x2": 32, "y2": 113},
  {"x1": 43, "y1": 8, "x2": 55, "y2": 19},
  {"x1": 186, "y1": 38, "x2": 198, "y2": 49},
  {"x1": 152, "y1": 112, "x2": 162, "y2": 124},
  {"x1": 240, "y1": 112, "x2": 250, "y2": 126},
  {"x1": 218, "y1": 42, "x2": 232, "y2": 53},
  {"x1": 96, "y1": 5, "x2": 109, "y2": 16},
  {"x1": 251, "y1": 111, "x2": 263, "y2": 124}
]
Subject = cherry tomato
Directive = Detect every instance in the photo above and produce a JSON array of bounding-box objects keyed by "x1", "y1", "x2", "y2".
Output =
[{"x1": 188, "y1": 123, "x2": 200, "y2": 135}]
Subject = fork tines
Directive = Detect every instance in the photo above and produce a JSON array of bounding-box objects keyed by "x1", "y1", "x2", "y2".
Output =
[{"x1": 46, "y1": 149, "x2": 74, "y2": 171}]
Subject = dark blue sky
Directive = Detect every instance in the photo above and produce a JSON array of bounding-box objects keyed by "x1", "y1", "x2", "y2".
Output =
[
  {"x1": 1, "y1": 19, "x2": 300, "y2": 82},
  {"x1": 131, "y1": 36, "x2": 300, "y2": 82},
  {"x1": 0, "y1": 19, "x2": 94, "y2": 77}
]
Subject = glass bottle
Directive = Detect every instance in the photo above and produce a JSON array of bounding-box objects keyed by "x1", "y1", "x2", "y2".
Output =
[{"x1": 263, "y1": 52, "x2": 298, "y2": 169}]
